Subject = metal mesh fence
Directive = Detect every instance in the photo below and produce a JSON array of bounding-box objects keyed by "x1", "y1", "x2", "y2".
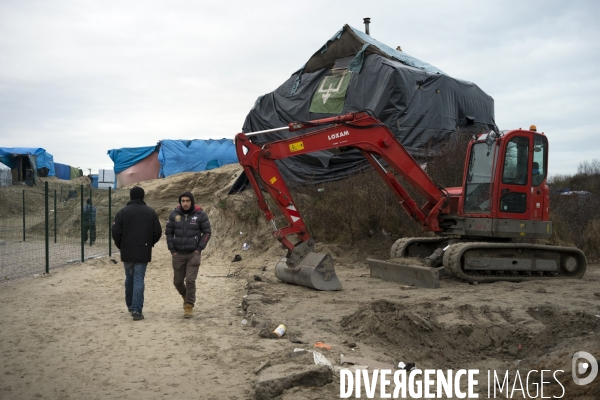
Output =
[{"x1": 0, "y1": 182, "x2": 130, "y2": 281}]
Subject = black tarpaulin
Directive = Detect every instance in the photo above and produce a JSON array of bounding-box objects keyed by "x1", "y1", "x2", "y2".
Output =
[{"x1": 241, "y1": 24, "x2": 496, "y2": 185}]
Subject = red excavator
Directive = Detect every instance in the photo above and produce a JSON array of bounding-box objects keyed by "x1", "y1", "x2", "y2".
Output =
[{"x1": 235, "y1": 111, "x2": 586, "y2": 290}]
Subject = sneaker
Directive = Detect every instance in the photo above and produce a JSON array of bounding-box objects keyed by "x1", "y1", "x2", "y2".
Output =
[
  {"x1": 132, "y1": 311, "x2": 144, "y2": 321},
  {"x1": 184, "y1": 303, "x2": 193, "y2": 319},
  {"x1": 128, "y1": 308, "x2": 133, "y2": 315}
]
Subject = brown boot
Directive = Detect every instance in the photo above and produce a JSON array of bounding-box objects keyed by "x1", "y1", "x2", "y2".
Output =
[
  {"x1": 182, "y1": 295, "x2": 186, "y2": 310},
  {"x1": 184, "y1": 303, "x2": 193, "y2": 319}
]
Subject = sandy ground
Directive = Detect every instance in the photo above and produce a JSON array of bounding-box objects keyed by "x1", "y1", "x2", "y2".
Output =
[{"x1": 1, "y1": 166, "x2": 600, "y2": 399}]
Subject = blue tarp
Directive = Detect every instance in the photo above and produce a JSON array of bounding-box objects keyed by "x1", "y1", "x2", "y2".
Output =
[
  {"x1": 107, "y1": 146, "x2": 158, "y2": 174},
  {"x1": 0, "y1": 147, "x2": 55, "y2": 177},
  {"x1": 54, "y1": 162, "x2": 72, "y2": 180},
  {"x1": 158, "y1": 139, "x2": 237, "y2": 177}
]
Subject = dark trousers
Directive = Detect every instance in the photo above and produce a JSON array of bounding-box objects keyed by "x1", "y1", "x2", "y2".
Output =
[
  {"x1": 172, "y1": 252, "x2": 201, "y2": 306},
  {"x1": 124, "y1": 262, "x2": 147, "y2": 313},
  {"x1": 83, "y1": 221, "x2": 96, "y2": 244}
]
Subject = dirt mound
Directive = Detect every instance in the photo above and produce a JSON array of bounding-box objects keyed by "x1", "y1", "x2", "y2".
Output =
[
  {"x1": 341, "y1": 299, "x2": 600, "y2": 397},
  {"x1": 121, "y1": 164, "x2": 285, "y2": 263}
]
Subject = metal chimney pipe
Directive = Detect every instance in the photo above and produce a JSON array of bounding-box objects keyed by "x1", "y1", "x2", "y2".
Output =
[{"x1": 363, "y1": 17, "x2": 371, "y2": 35}]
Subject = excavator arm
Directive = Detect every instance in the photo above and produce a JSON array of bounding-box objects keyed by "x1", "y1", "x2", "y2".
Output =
[{"x1": 235, "y1": 111, "x2": 450, "y2": 290}]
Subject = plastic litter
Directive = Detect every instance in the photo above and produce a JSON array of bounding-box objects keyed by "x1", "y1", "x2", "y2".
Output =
[
  {"x1": 314, "y1": 342, "x2": 332, "y2": 350},
  {"x1": 398, "y1": 361, "x2": 416, "y2": 371},
  {"x1": 243, "y1": 243, "x2": 250, "y2": 251},
  {"x1": 241, "y1": 319, "x2": 248, "y2": 325},
  {"x1": 312, "y1": 351, "x2": 332, "y2": 368}
]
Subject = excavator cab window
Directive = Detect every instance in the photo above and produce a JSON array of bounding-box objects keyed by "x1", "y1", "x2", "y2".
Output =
[
  {"x1": 532, "y1": 135, "x2": 548, "y2": 186},
  {"x1": 464, "y1": 141, "x2": 497, "y2": 213},
  {"x1": 502, "y1": 137, "x2": 529, "y2": 185}
]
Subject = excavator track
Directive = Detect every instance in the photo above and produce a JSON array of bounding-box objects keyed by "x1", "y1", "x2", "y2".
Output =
[
  {"x1": 391, "y1": 237, "x2": 448, "y2": 259},
  {"x1": 443, "y1": 242, "x2": 587, "y2": 283}
]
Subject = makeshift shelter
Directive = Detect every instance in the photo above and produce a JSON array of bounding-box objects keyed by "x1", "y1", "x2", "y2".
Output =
[
  {"x1": 108, "y1": 140, "x2": 236, "y2": 187},
  {"x1": 242, "y1": 24, "x2": 496, "y2": 184},
  {"x1": 107, "y1": 146, "x2": 160, "y2": 188},
  {"x1": 54, "y1": 163, "x2": 71, "y2": 180},
  {"x1": 0, "y1": 161, "x2": 12, "y2": 187},
  {"x1": 54, "y1": 163, "x2": 83, "y2": 180},
  {"x1": 0, "y1": 147, "x2": 55, "y2": 184},
  {"x1": 158, "y1": 139, "x2": 237, "y2": 178},
  {"x1": 98, "y1": 169, "x2": 116, "y2": 189}
]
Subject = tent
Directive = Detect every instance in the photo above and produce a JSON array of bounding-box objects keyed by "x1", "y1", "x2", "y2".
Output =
[
  {"x1": 0, "y1": 147, "x2": 56, "y2": 184},
  {"x1": 107, "y1": 140, "x2": 236, "y2": 187},
  {"x1": 242, "y1": 24, "x2": 496, "y2": 184},
  {"x1": 107, "y1": 145, "x2": 158, "y2": 188},
  {"x1": 115, "y1": 151, "x2": 160, "y2": 188},
  {"x1": 158, "y1": 139, "x2": 237, "y2": 177},
  {"x1": 54, "y1": 163, "x2": 72, "y2": 180},
  {"x1": 0, "y1": 161, "x2": 12, "y2": 187},
  {"x1": 54, "y1": 163, "x2": 83, "y2": 180}
]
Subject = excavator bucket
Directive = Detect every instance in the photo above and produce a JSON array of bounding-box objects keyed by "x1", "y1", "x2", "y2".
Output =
[
  {"x1": 275, "y1": 252, "x2": 342, "y2": 291},
  {"x1": 367, "y1": 258, "x2": 441, "y2": 289}
]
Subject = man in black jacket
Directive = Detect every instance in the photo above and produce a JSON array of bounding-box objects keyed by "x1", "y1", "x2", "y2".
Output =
[
  {"x1": 112, "y1": 186, "x2": 162, "y2": 321},
  {"x1": 165, "y1": 191, "x2": 211, "y2": 318}
]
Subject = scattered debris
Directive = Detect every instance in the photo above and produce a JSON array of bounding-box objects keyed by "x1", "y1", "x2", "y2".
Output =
[
  {"x1": 273, "y1": 324, "x2": 286, "y2": 338},
  {"x1": 314, "y1": 342, "x2": 332, "y2": 351},
  {"x1": 398, "y1": 361, "x2": 416, "y2": 371},
  {"x1": 312, "y1": 351, "x2": 332, "y2": 368},
  {"x1": 232, "y1": 254, "x2": 242, "y2": 262},
  {"x1": 243, "y1": 243, "x2": 250, "y2": 251},
  {"x1": 253, "y1": 274, "x2": 262, "y2": 281}
]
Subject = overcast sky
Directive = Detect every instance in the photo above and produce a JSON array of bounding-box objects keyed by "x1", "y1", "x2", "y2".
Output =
[{"x1": 1, "y1": 0, "x2": 598, "y2": 177}]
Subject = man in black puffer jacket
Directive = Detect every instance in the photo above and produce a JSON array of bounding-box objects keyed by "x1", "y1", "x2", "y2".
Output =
[
  {"x1": 165, "y1": 191, "x2": 211, "y2": 318},
  {"x1": 112, "y1": 186, "x2": 162, "y2": 321}
]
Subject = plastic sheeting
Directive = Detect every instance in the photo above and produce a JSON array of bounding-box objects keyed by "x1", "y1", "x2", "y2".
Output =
[
  {"x1": 242, "y1": 24, "x2": 496, "y2": 184},
  {"x1": 54, "y1": 162, "x2": 72, "y2": 180},
  {"x1": 0, "y1": 161, "x2": 11, "y2": 187},
  {"x1": 158, "y1": 139, "x2": 237, "y2": 178},
  {"x1": 107, "y1": 146, "x2": 158, "y2": 174},
  {"x1": 0, "y1": 147, "x2": 55, "y2": 177},
  {"x1": 70, "y1": 167, "x2": 82, "y2": 180},
  {"x1": 116, "y1": 151, "x2": 160, "y2": 188}
]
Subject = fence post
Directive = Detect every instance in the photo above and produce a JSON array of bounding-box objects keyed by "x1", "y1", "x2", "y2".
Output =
[
  {"x1": 108, "y1": 186, "x2": 112, "y2": 256},
  {"x1": 54, "y1": 189, "x2": 57, "y2": 244},
  {"x1": 89, "y1": 186, "x2": 93, "y2": 248},
  {"x1": 81, "y1": 185, "x2": 84, "y2": 262},
  {"x1": 22, "y1": 190, "x2": 26, "y2": 241},
  {"x1": 45, "y1": 181, "x2": 49, "y2": 274}
]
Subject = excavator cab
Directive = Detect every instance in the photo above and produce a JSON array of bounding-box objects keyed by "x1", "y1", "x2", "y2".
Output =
[
  {"x1": 463, "y1": 128, "x2": 548, "y2": 220},
  {"x1": 458, "y1": 128, "x2": 552, "y2": 239}
]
